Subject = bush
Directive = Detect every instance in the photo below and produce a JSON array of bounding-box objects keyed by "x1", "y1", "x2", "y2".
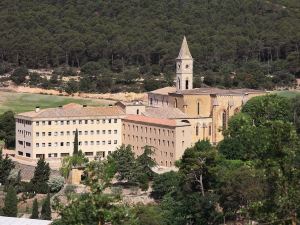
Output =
[
  {"x1": 64, "y1": 185, "x2": 77, "y2": 195},
  {"x1": 11, "y1": 67, "x2": 28, "y2": 84},
  {"x1": 47, "y1": 176, "x2": 65, "y2": 193}
]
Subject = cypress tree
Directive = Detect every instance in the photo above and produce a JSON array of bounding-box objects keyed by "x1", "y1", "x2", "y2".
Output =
[
  {"x1": 3, "y1": 187, "x2": 18, "y2": 217},
  {"x1": 73, "y1": 129, "x2": 79, "y2": 155},
  {"x1": 41, "y1": 193, "x2": 51, "y2": 220},
  {"x1": 31, "y1": 158, "x2": 50, "y2": 193},
  {"x1": 31, "y1": 198, "x2": 39, "y2": 219}
]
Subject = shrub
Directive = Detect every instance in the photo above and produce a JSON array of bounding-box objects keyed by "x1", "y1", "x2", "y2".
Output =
[
  {"x1": 47, "y1": 176, "x2": 65, "y2": 193},
  {"x1": 64, "y1": 184, "x2": 77, "y2": 195},
  {"x1": 11, "y1": 67, "x2": 28, "y2": 84}
]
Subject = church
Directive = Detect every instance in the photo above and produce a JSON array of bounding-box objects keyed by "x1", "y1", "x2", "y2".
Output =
[
  {"x1": 147, "y1": 36, "x2": 265, "y2": 144},
  {"x1": 14, "y1": 37, "x2": 266, "y2": 168}
]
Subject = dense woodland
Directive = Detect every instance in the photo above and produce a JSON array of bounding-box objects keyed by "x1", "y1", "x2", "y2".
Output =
[{"x1": 0, "y1": 0, "x2": 300, "y2": 92}]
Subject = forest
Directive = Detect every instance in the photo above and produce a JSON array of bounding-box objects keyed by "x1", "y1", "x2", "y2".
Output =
[{"x1": 0, "y1": 0, "x2": 300, "y2": 91}]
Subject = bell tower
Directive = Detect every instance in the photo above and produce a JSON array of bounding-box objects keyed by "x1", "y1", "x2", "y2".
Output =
[{"x1": 176, "y1": 36, "x2": 193, "y2": 91}]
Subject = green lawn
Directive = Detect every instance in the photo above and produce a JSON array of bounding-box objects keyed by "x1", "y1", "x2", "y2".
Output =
[
  {"x1": 272, "y1": 90, "x2": 300, "y2": 98},
  {"x1": 0, "y1": 91, "x2": 115, "y2": 114}
]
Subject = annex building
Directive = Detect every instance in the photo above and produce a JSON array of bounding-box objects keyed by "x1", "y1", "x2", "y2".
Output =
[{"x1": 15, "y1": 37, "x2": 265, "y2": 168}]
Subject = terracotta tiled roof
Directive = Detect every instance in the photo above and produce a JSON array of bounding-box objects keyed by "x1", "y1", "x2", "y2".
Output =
[
  {"x1": 124, "y1": 115, "x2": 180, "y2": 127},
  {"x1": 143, "y1": 106, "x2": 189, "y2": 119},
  {"x1": 149, "y1": 86, "x2": 176, "y2": 95},
  {"x1": 173, "y1": 88, "x2": 265, "y2": 96},
  {"x1": 17, "y1": 105, "x2": 125, "y2": 119}
]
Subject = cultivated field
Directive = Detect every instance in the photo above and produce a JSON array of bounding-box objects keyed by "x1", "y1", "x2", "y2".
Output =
[{"x1": 0, "y1": 91, "x2": 115, "y2": 114}]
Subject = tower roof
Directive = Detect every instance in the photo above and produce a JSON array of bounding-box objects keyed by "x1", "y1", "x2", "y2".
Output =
[{"x1": 177, "y1": 36, "x2": 192, "y2": 59}]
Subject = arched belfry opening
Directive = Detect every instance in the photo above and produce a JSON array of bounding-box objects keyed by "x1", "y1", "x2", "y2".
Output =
[{"x1": 185, "y1": 79, "x2": 189, "y2": 90}]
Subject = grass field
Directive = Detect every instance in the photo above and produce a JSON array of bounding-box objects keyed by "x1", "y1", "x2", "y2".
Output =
[
  {"x1": 272, "y1": 90, "x2": 300, "y2": 98},
  {"x1": 0, "y1": 91, "x2": 115, "y2": 114}
]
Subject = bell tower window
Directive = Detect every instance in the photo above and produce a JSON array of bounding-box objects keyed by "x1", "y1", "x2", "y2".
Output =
[{"x1": 185, "y1": 80, "x2": 189, "y2": 89}]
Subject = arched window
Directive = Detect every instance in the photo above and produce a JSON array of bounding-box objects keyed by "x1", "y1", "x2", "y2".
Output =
[
  {"x1": 197, "y1": 102, "x2": 200, "y2": 115},
  {"x1": 137, "y1": 109, "x2": 139, "y2": 115},
  {"x1": 222, "y1": 110, "x2": 227, "y2": 129},
  {"x1": 185, "y1": 79, "x2": 189, "y2": 89},
  {"x1": 175, "y1": 98, "x2": 178, "y2": 108},
  {"x1": 196, "y1": 125, "x2": 199, "y2": 136},
  {"x1": 178, "y1": 78, "x2": 181, "y2": 90}
]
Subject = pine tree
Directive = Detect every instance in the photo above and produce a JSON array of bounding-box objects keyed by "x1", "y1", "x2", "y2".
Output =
[
  {"x1": 31, "y1": 198, "x2": 39, "y2": 219},
  {"x1": 41, "y1": 193, "x2": 51, "y2": 220},
  {"x1": 3, "y1": 187, "x2": 18, "y2": 217},
  {"x1": 73, "y1": 129, "x2": 79, "y2": 155}
]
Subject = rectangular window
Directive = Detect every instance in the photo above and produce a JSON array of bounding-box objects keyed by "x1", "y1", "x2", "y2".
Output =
[
  {"x1": 42, "y1": 121, "x2": 45, "y2": 126},
  {"x1": 42, "y1": 143, "x2": 45, "y2": 147},
  {"x1": 48, "y1": 121, "x2": 51, "y2": 125},
  {"x1": 96, "y1": 120, "x2": 100, "y2": 124},
  {"x1": 102, "y1": 141, "x2": 106, "y2": 145},
  {"x1": 36, "y1": 132, "x2": 39, "y2": 137},
  {"x1": 79, "y1": 120, "x2": 82, "y2": 124},
  {"x1": 61, "y1": 153, "x2": 69, "y2": 157},
  {"x1": 91, "y1": 131, "x2": 94, "y2": 135},
  {"x1": 66, "y1": 142, "x2": 70, "y2": 146},
  {"x1": 60, "y1": 121, "x2": 64, "y2": 125},
  {"x1": 114, "y1": 119, "x2": 117, "y2": 123},
  {"x1": 85, "y1": 152, "x2": 93, "y2": 156},
  {"x1": 60, "y1": 142, "x2": 64, "y2": 146},
  {"x1": 85, "y1": 120, "x2": 88, "y2": 124},
  {"x1": 108, "y1": 119, "x2": 111, "y2": 123},
  {"x1": 67, "y1": 121, "x2": 70, "y2": 125},
  {"x1": 26, "y1": 153, "x2": 31, "y2": 157},
  {"x1": 97, "y1": 130, "x2": 100, "y2": 134},
  {"x1": 102, "y1": 119, "x2": 106, "y2": 124},
  {"x1": 55, "y1": 121, "x2": 58, "y2": 125},
  {"x1": 102, "y1": 130, "x2": 106, "y2": 134},
  {"x1": 73, "y1": 120, "x2": 76, "y2": 125},
  {"x1": 36, "y1": 122, "x2": 39, "y2": 126},
  {"x1": 84, "y1": 141, "x2": 88, "y2": 145},
  {"x1": 91, "y1": 120, "x2": 94, "y2": 124},
  {"x1": 54, "y1": 132, "x2": 58, "y2": 136},
  {"x1": 114, "y1": 140, "x2": 117, "y2": 144},
  {"x1": 90, "y1": 141, "x2": 94, "y2": 145},
  {"x1": 85, "y1": 131, "x2": 88, "y2": 135},
  {"x1": 48, "y1": 153, "x2": 52, "y2": 158},
  {"x1": 108, "y1": 140, "x2": 111, "y2": 145},
  {"x1": 36, "y1": 143, "x2": 39, "y2": 147},
  {"x1": 18, "y1": 151, "x2": 23, "y2": 156},
  {"x1": 48, "y1": 143, "x2": 51, "y2": 147},
  {"x1": 96, "y1": 151, "x2": 105, "y2": 158},
  {"x1": 79, "y1": 131, "x2": 82, "y2": 135},
  {"x1": 26, "y1": 142, "x2": 31, "y2": 147},
  {"x1": 54, "y1": 142, "x2": 58, "y2": 147},
  {"x1": 42, "y1": 132, "x2": 45, "y2": 136},
  {"x1": 67, "y1": 131, "x2": 70, "y2": 135},
  {"x1": 96, "y1": 141, "x2": 100, "y2": 145},
  {"x1": 48, "y1": 132, "x2": 52, "y2": 136},
  {"x1": 114, "y1": 129, "x2": 117, "y2": 134},
  {"x1": 108, "y1": 130, "x2": 111, "y2": 134},
  {"x1": 60, "y1": 131, "x2": 64, "y2": 136}
]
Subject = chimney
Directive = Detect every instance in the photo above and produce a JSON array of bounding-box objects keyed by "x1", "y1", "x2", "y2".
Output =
[{"x1": 35, "y1": 106, "x2": 40, "y2": 113}]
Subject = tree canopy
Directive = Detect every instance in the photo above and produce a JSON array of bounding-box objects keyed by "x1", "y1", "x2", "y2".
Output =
[{"x1": 0, "y1": 0, "x2": 299, "y2": 90}]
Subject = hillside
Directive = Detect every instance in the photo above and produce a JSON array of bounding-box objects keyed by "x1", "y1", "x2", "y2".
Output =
[{"x1": 0, "y1": 0, "x2": 300, "y2": 90}]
